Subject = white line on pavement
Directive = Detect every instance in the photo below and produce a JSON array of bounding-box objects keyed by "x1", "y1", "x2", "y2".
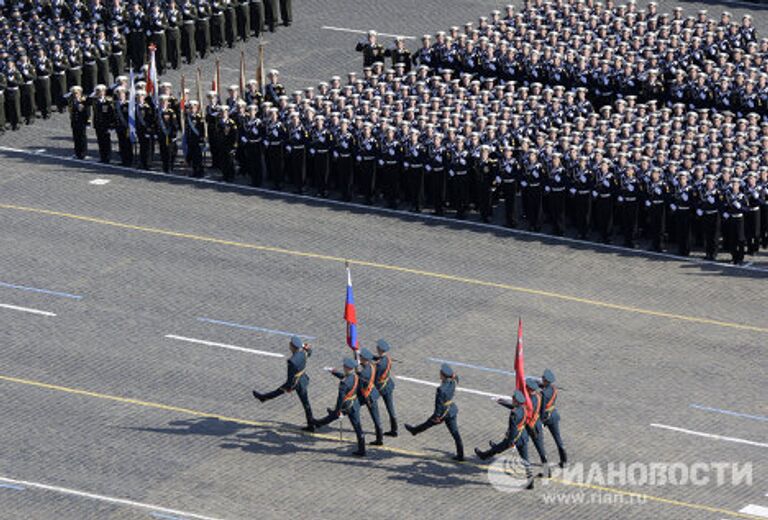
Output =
[
  {"x1": 2, "y1": 145, "x2": 766, "y2": 275},
  {"x1": 197, "y1": 317, "x2": 315, "y2": 339},
  {"x1": 321, "y1": 25, "x2": 417, "y2": 40},
  {"x1": 164, "y1": 334, "x2": 285, "y2": 358},
  {"x1": 0, "y1": 476, "x2": 225, "y2": 520},
  {"x1": 650, "y1": 424, "x2": 768, "y2": 449},
  {"x1": 740, "y1": 505, "x2": 768, "y2": 518},
  {"x1": 0, "y1": 303, "x2": 56, "y2": 317},
  {"x1": 395, "y1": 375, "x2": 506, "y2": 399}
]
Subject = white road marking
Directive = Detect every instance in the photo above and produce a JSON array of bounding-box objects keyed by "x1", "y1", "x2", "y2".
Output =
[
  {"x1": 89, "y1": 178, "x2": 111, "y2": 185},
  {"x1": 0, "y1": 303, "x2": 56, "y2": 317},
  {"x1": 740, "y1": 505, "x2": 768, "y2": 518},
  {"x1": 395, "y1": 375, "x2": 506, "y2": 399},
  {"x1": 164, "y1": 334, "x2": 285, "y2": 358},
  {"x1": 1, "y1": 145, "x2": 766, "y2": 275},
  {"x1": 0, "y1": 476, "x2": 224, "y2": 520},
  {"x1": 650, "y1": 424, "x2": 768, "y2": 449},
  {"x1": 321, "y1": 25, "x2": 417, "y2": 40}
]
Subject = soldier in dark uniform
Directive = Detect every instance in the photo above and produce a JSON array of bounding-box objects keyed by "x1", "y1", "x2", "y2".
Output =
[
  {"x1": 109, "y1": 23, "x2": 127, "y2": 79},
  {"x1": 405, "y1": 363, "x2": 464, "y2": 462},
  {"x1": 249, "y1": 0, "x2": 264, "y2": 37},
  {"x1": 94, "y1": 30, "x2": 112, "y2": 87},
  {"x1": 278, "y1": 0, "x2": 291, "y2": 26},
  {"x1": 355, "y1": 30, "x2": 384, "y2": 68},
  {"x1": 180, "y1": 0, "x2": 197, "y2": 64},
  {"x1": 545, "y1": 153, "x2": 567, "y2": 236},
  {"x1": 644, "y1": 167, "x2": 668, "y2": 252},
  {"x1": 262, "y1": 0, "x2": 278, "y2": 32},
  {"x1": 355, "y1": 348, "x2": 384, "y2": 446},
  {"x1": 696, "y1": 174, "x2": 721, "y2": 260},
  {"x1": 195, "y1": 0, "x2": 212, "y2": 59},
  {"x1": 333, "y1": 118, "x2": 356, "y2": 201},
  {"x1": 568, "y1": 156, "x2": 593, "y2": 238},
  {"x1": 617, "y1": 165, "x2": 641, "y2": 247},
  {"x1": 524, "y1": 378, "x2": 549, "y2": 477},
  {"x1": 69, "y1": 85, "x2": 89, "y2": 159},
  {"x1": 378, "y1": 126, "x2": 401, "y2": 208},
  {"x1": 33, "y1": 47, "x2": 52, "y2": 119},
  {"x1": 239, "y1": 104, "x2": 264, "y2": 186},
  {"x1": 404, "y1": 128, "x2": 426, "y2": 212},
  {"x1": 127, "y1": 2, "x2": 147, "y2": 71},
  {"x1": 253, "y1": 336, "x2": 315, "y2": 432},
  {"x1": 217, "y1": 108, "x2": 238, "y2": 181},
  {"x1": 373, "y1": 339, "x2": 397, "y2": 437},
  {"x1": 235, "y1": 0, "x2": 250, "y2": 41},
  {"x1": 184, "y1": 100, "x2": 206, "y2": 177},
  {"x1": 135, "y1": 88, "x2": 156, "y2": 169},
  {"x1": 0, "y1": 72, "x2": 5, "y2": 133},
  {"x1": 91, "y1": 84, "x2": 114, "y2": 163},
  {"x1": 384, "y1": 36, "x2": 411, "y2": 72},
  {"x1": 284, "y1": 111, "x2": 307, "y2": 192},
  {"x1": 264, "y1": 106, "x2": 286, "y2": 189},
  {"x1": 474, "y1": 390, "x2": 534, "y2": 489},
  {"x1": 592, "y1": 158, "x2": 616, "y2": 243},
  {"x1": 209, "y1": 0, "x2": 224, "y2": 49},
  {"x1": 313, "y1": 357, "x2": 366, "y2": 456},
  {"x1": 309, "y1": 114, "x2": 334, "y2": 197},
  {"x1": 5, "y1": 60, "x2": 24, "y2": 130},
  {"x1": 113, "y1": 86, "x2": 134, "y2": 166},
  {"x1": 223, "y1": 0, "x2": 238, "y2": 48},
  {"x1": 475, "y1": 144, "x2": 498, "y2": 223},
  {"x1": 540, "y1": 369, "x2": 567, "y2": 468},
  {"x1": 17, "y1": 53, "x2": 37, "y2": 125},
  {"x1": 80, "y1": 35, "x2": 99, "y2": 98},
  {"x1": 204, "y1": 90, "x2": 221, "y2": 168},
  {"x1": 497, "y1": 145, "x2": 519, "y2": 227},
  {"x1": 743, "y1": 172, "x2": 763, "y2": 255},
  {"x1": 448, "y1": 135, "x2": 470, "y2": 218},
  {"x1": 670, "y1": 171, "x2": 694, "y2": 256},
  {"x1": 521, "y1": 150, "x2": 544, "y2": 231},
  {"x1": 412, "y1": 34, "x2": 436, "y2": 69},
  {"x1": 157, "y1": 95, "x2": 179, "y2": 172},
  {"x1": 50, "y1": 43, "x2": 68, "y2": 112},
  {"x1": 264, "y1": 69, "x2": 284, "y2": 105},
  {"x1": 148, "y1": 3, "x2": 167, "y2": 75},
  {"x1": 164, "y1": 1, "x2": 182, "y2": 70},
  {"x1": 244, "y1": 79, "x2": 262, "y2": 107},
  {"x1": 426, "y1": 132, "x2": 448, "y2": 215},
  {"x1": 356, "y1": 121, "x2": 378, "y2": 204}
]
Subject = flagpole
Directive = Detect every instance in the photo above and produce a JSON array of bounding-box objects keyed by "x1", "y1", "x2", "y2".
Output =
[
  {"x1": 216, "y1": 58, "x2": 222, "y2": 100},
  {"x1": 257, "y1": 43, "x2": 265, "y2": 94}
]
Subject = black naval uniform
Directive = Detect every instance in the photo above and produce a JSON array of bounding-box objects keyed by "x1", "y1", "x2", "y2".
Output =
[
  {"x1": 617, "y1": 176, "x2": 640, "y2": 247},
  {"x1": 166, "y1": 5, "x2": 182, "y2": 69},
  {"x1": 670, "y1": 183, "x2": 694, "y2": 256},
  {"x1": 334, "y1": 130, "x2": 357, "y2": 201},
  {"x1": 264, "y1": 118, "x2": 286, "y2": 188},
  {"x1": 69, "y1": 95, "x2": 89, "y2": 159},
  {"x1": 218, "y1": 116, "x2": 238, "y2": 181},
  {"x1": 115, "y1": 97, "x2": 134, "y2": 166},
  {"x1": 158, "y1": 107, "x2": 179, "y2": 172},
  {"x1": 184, "y1": 111, "x2": 206, "y2": 177},
  {"x1": 5, "y1": 67, "x2": 23, "y2": 130},
  {"x1": 696, "y1": 186, "x2": 721, "y2": 260},
  {"x1": 570, "y1": 166, "x2": 593, "y2": 239},
  {"x1": 355, "y1": 39, "x2": 385, "y2": 67},
  {"x1": 593, "y1": 169, "x2": 615, "y2": 243},
  {"x1": 475, "y1": 155, "x2": 498, "y2": 223},
  {"x1": 310, "y1": 125, "x2": 334, "y2": 197},
  {"x1": 448, "y1": 147, "x2": 471, "y2": 218},
  {"x1": 241, "y1": 116, "x2": 265, "y2": 186},
  {"x1": 51, "y1": 49, "x2": 68, "y2": 112},
  {"x1": 33, "y1": 54, "x2": 52, "y2": 118},
  {"x1": 181, "y1": 0, "x2": 198, "y2": 64},
  {"x1": 356, "y1": 134, "x2": 378, "y2": 204},
  {"x1": 92, "y1": 94, "x2": 115, "y2": 163},
  {"x1": 136, "y1": 98, "x2": 156, "y2": 169},
  {"x1": 644, "y1": 178, "x2": 668, "y2": 251},
  {"x1": 378, "y1": 137, "x2": 401, "y2": 208},
  {"x1": 522, "y1": 161, "x2": 544, "y2": 231},
  {"x1": 285, "y1": 122, "x2": 308, "y2": 192},
  {"x1": 546, "y1": 166, "x2": 567, "y2": 236},
  {"x1": 18, "y1": 60, "x2": 37, "y2": 125}
]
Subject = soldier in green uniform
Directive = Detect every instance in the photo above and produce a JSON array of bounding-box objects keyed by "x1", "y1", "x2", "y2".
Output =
[
  {"x1": 405, "y1": 363, "x2": 464, "y2": 461},
  {"x1": 540, "y1": 369, "x2": 567, "y2": 468},
  {"x1": 313, "y1": 357, "x2": 366, "y2": 456},
  {"x1": 253, "y1": 336, "x2": 315, "y2": 431},
  {"x1": 373, "y1": 339, "x2": 397, "y2": 436}
]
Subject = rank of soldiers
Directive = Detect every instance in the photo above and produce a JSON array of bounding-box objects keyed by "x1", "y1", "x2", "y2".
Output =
[
  {"x1": 1, "y1": 0, "x2": 293, "y2": 133},
  {"x1": 252, "y1": 335, "x2": 567, "y2": 490}
]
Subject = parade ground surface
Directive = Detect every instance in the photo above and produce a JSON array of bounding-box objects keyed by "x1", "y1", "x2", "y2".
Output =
[{"x1": 1, "y1": 0, "x2": 768, "y2": 519}]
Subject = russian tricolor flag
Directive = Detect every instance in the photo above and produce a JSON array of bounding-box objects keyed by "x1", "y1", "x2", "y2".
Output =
[{"x1": 344, "y1": 263, "x2": 358, "y2": 351}]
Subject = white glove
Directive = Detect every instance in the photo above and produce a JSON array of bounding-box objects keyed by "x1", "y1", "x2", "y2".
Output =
[
  {"x1": 425, "y1": 165, "x2": 432, "y2": 171},
  {"x1": 603, "y1": 179, "x2": 610, "y2": 187},
  {"x1": 449, "y1": 170, "x2": 455, "y2": 177},
  {"x1": 332, "y1": 151, "x2": 339, "y2": 159},
  {"x1": 378, "y1": 159, "x2": 384, "y2": 166},
  {"x1": 356, "y1": 155, "x2": 362, "y2": 162},
  {"x1": 696, "y1": 209, "x2": 703, "y2": 217},
  {"x1": 263, "y1": 140, "x2": 270, "y2": 146},
  {"x1": 544, "y1": 185, "x2": 551, "y2": 192},
  {"x1": 532, "y1": 171, "x2": 539, "y2": 178},
  {"x1": 591, "y1": 190, "x2": 598, "y2": 198},
  {"x1": 495, "y1": 176, "x2": 502, "y2": 184},
  {"x1": 617, "y1": 195, "x2": 624, "y2": 202},
  {"x1": 734, "y1": 202, "x2": 741, "y2": 209},
  {"x1": 670, "y1": 203, "x2": 677, "y2": 211},
  {"x1": 309, "y1": 148, "x2": 316, "y2": 155},
  {"x1": 569, "y1": 187, "x2": 576, "y2": 195},
  {"x1": 579, "y1": 175, "x2": 586, "y2": 183},
  {"x1": 521, "y1": 180, "x2": 528, "y2": 187},
  {"x1": 241, "y1": 136, "x2": 247, "y2": 143},
  {"x1": 645, "y1": 200, "x2": 651, "y2": 207},
  {"x1": 285, "y1": 144, "x2": 292, "y2": 152},
  {"x1": 404, "y1": 161, "x2": 410, "y2": 168},
  {"x1": 323, "y1": 366, "x2": 334, "y2": 372},
  {"x1": 723, "y1": 212, "x2": 730, "y2": 219}
]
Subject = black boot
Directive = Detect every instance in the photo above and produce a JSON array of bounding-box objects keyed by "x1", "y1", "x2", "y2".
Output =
[
  {"x1": 474, "y1": 447, "x2": 490, "y2": 460},
  {"x1": 384, "y1": 418, "x2": 398, "y2": 437},
  {"x1": 251, "y1": 390, "x2": 265, "y2": 402},
  {"x1": 370, "y1": 428, "x2": 384, "y2": 446},
  {"x1": 405, "y1": 423, "x2": 417, "y2": 436},
  {"x1": 301, "y1": 425, "x2": 315, "y2": 432}
]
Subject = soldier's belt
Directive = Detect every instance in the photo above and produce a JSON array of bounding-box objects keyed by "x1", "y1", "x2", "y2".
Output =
[
  {"x1": 705, "y1": 210, "x2": 718, "y2": 215},
  {"x1": 153, "y1": 31, "x2": 165, "y2": 35},
  {"x1": 677, "y1": 206, "x2": 690, "y2": 210},
  {"x1": 730, "y1": 213, "x2": 744, "y2": 218},
  {"x1": 652, "y1": 200, "x2": 664, "y2": 204},
  {"x1": 431, "y1": 167, "x2": 444, "y2": 172},
  {"x1": 183, "y1": 20, "x2": 195, "y2": 24},
  {"x1": 7, "y1": 86, "x2": 19, "y2": 91},
  {"x1": 408, "y1": 163, "x2": 423, "y2": 167},
  {"x1": 339, "y1": 153, "x2": 352, "y2": 158},
  {"x1": 290, "y1": 144, "x2": 303, "y2": 148},
  {"x1": 624, "y1": 197, "x2": 636, "y2": 202},
  {"x1": 384, "y1": 160, "x2": 397, "y2": 165},
  {"x1": 315, "y1": 149, "x2": 329, "y2": 154},
  {"x1": 748, "y1": 207, "x2": 760, "y2": 212},
  {"x1": 527, "y1": 182, "x2": 541, "y2": 187},
  {"x1": 69, "y1": 66, "x2": 82, "y2": 70},
  {"x1": 598, "y1": 193, "x2": 611, "y2": 198},
  {"x1": 248, "y1": 139, "x2": 262, "y2": 143},
  {"x1": 551, "y1": 187, "x2": 565, "y2": 192},
  {"x1": 269, "y1": 142, "x2": 282, "y2": 146},
  {"x1": 577, "y1": 189, "x2": 590, "y2": 194},
  {"x1": 37, "y1": 75, "x2": 50, "y2": 80}
]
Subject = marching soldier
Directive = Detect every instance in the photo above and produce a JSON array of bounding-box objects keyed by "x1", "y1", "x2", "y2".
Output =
[
  {"x1": 404, "y1": 129, "x2": 426, "y2": 212},
  {"x1": 217, "y1": 109, "x2": 238, "y2": 181},
  {"x1": 17, "y1": 53, "x2": 37, "y2": 125},
  {"x1": 569, "y1": 156, "x2": 593, "y2": 239},
  {"x1": 244, "y1": 79, "x2": 262, "y2": 107},
  {"x1": 644, "y1": 167, "x2": 668, "y2": 252},
  {"x1": 285, "y1": 111, "x2": 308, "y2": 192},
  {"x1": 180, "y1": 0, "x2": 198, "y2": 64},
  {"x1": 695, "y1": 174, "x2": 721, "y2": 260},
  {"x1": 69, "y1": 86, "x2": 89, "y2": 159},
  {"x1": 223, "y1": 0, "x2": 237, "y2": 49},
  {"x1": 722, "y1": 177, "x2": 747, "y2": 264},
  {"x1": 252, "y1": 336, "x2": 315, "y2": 432},
  {"x1": 241, "y1": 104, "x2": 264, "y2": 186},
  {"x1": 334, "y1": 118, "x2": 357, "y2": 201},
  {"x1": 355, "y1": 122, "x2": 378, "y2": 205},
  {"x1": 114, "y1": 86, "x2": 134, "y2": 166},
  {"x1": 373, "y1": 339, "x2": 397, "y2": 437},
  {"x1": 81, "y1": 35, "x2": 99, "y2": 98},
  {"x1": 236, "y1": 0, "x2": 251, "y2": 41},
  {"x1": 157, "y1": 95, "x2": 179, "y2": 173},
  {"x1": 670, "y1": 171, "x2": 694, "y2": 257},
  {"x1": 264, "y1": 107, "x2": 286, "y2": 189},
  {"x1": 249, "y1": 0, "x2": 265, "y2": 37},
  {"x1": 33, "y1": 47, "x2": 52, "y2": 119},
  {"x1": 474, "y1": 390, "x2": 534, "y2": 489},
  {"x1": 309, "y1": 114, "x2": 333, "y2": 197},
  {"x1": 356, "y1": 348, "x2": 384, "y2": 446},
  {"x1": 525, "y1": 378, "x2": 549, "y2": 477},
  {"x1": 405, "y1": 363, "x2": 464, "y2": 462},
  {"x1": 592, "y1": 159, "x2": 616, "y2": 243},
  {"x1": 127, "y1": 2, "x2": 147, "y2": 71},
  {"x1": 184, "y1": 100, "x2": 206, "y2": 177},
  {"x1": 355, "y1": 30, "x2": 385, "y2": 68},
  {"x1": 91, "y1": 84, "x2": 114, "y2": 163},
  {"x1": 313, "y1": 357, "x2": 366, "y2": 456},
  {"x1": 426, "y1": 132, "x2": 448, "y2": 215},
  {"x1": 210, "y1": 0, "x2": 225, "y2": 49},
  {"x1": 498, "y1": 145, "x2": 519, "y2": 227},
  {"x1": 205, "y1": 91, "x2": 221, "y2": 168},
  {"x1": 540, "y1": 369, "x2": 567, "y2": 468},
  {"x1": 165, "y1": 0, "x2": 182, "y2": 70}
]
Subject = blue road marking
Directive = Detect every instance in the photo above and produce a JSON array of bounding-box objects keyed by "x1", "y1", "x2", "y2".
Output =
[
  {"x1": 0, "y1": 483, "x2": 26, "y2": 491},
  {"x1": 150, "y1": 512, "x2": 186, "y2": 520},
  {"x1": 197, "y1": 317, "x2": 315, "y2": 339},
  {"x1": 690, "y1": 404, "x2": 768, "y2": 422},
  {"x1": 0, "y1": 281, "x2": 83, "y2": 300},
  {"x1": 427, "y1": 357, "x2": 516, "y2": 377}
]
